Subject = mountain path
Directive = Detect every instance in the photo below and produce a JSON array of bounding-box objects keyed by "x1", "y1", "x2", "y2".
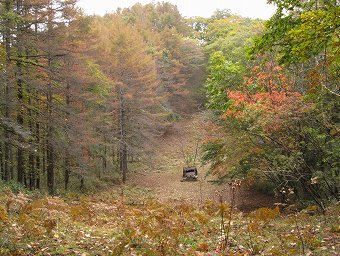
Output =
[{"x1": 128, "y1": 113, "x2": 277, "y2": 211}]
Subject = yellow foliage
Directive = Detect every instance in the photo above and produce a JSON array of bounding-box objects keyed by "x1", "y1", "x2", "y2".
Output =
[
  {"x1": 193, "y1": 212, "x2": 209, "y2": 225},
  {"x1": 330, "y1": 225, "x2": 340, "y2": 233},
  {"x1": 308, "y1": 237, "x2": 322, "y2": 250},
  {"x1": 219, "y1": 203, "x2": 230, "y2": 216},
  {"x1": 249, "y1": 207, "x2": 280, "y2": 223},
  {"x1": 174, "y1": 202, "x2": 195, "y2": 214},
  {"x1": 70, "y1": 203, "x2": 92, "y2": 222},
  {"x1": 304, "y1": 205, "x2": 320, "y2": 215},
  {"x1": 18, "y1": 212, "x2": 28, "y2": 225},
  {"x1": 1, "y1": 188, "x2": 338, "y2": 255},
  {"x1": 202, "y1": 199, "x2": 219, "y2": 215},
  {"x1": 4, "y1": 192, "x2": 29, "y2": 215},
  {"x1": 247, "y1": 221, "x2": 260, "y2": 232},
  {"x1": 0, "y1": 206, "x2": 9, "y2": 222},
  {"x1": 18, "y1": 213, "x2": 44, "y2": 237}
]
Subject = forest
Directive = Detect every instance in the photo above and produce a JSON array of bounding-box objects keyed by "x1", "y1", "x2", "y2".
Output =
[{"x1": 0, "y1": 0, "x2": 339, "y2": 255}]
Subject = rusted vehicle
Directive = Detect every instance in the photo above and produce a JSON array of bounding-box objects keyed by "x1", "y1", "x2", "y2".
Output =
[{"x1": 181, "y1": 166, "x2": 198, "y2": 181}]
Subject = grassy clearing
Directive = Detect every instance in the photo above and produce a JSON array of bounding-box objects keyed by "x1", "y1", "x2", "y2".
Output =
[{"x1": 0, "y1": 186, "x2": 339, "y2": 255}]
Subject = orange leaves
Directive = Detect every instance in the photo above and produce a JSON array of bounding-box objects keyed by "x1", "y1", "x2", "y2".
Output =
[
  {"x1": 245, "y1": 61, "x2": 290, "y2": 92},
  {"x1": 222, "y1": 83, "x2": 310, "y2": 136},
  {"x1": 43, "y1": 218, "x2": 57, "y2": 235},
  {"x1": 224, "y1": 82, "x2": 304, "y2": 132},
  {"x1": 227, "y1": 91, "x2": 248, "y2": 105},
  {"x1": 212, "y1": 165, "x2": 224, "y2": 176},
  {"x1": 197, "y1": 241, "x2": 209, "y2": 252},
  {"x1": 273, "y1": 66, "x2": 283, "y2": 71}
]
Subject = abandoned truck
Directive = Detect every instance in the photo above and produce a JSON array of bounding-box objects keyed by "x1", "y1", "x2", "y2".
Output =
[{"x1": 181, "y1": 166, "x2": 198, "y2": 181}]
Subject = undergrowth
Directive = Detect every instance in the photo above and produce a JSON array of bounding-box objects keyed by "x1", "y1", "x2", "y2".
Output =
[{"x1": 0, "y1": 185, "x2": 339, "y2": 255}]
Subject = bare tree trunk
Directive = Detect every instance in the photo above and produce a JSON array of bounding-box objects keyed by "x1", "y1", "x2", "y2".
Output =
[
  {"x1": 9, "y1": 149, "x2": 14, "y2": 181},
  {"x1": 0, "y1": 142, "x2": 3, "y2": 179},
  {"x1": 16, "y1": 0, "x2": 25, "y2": 184},
  {"x1": 46, "y1": 1, "x2": 55, "y2": 195},
  {"x1": 29, "y1": 148, "x2": 35, "y2": 190},
  {"x1": 47, "y1": 57, "x2": 55, "y2": 195},
  {"x1": 3, "y1": 0, "x2": 12, "y2": 182},
  {"x1": 64, "y1": 69, "x2": 71, "y2": 190},
  {"x1": 35, "y1": 116, "x2": 40, "y2": 189},
  {"x1": 119, "y1": 87, "x2": 128, "y2": 183},
  {"x1": 31, "y1": 2, "x2": 40, "y2": 190},
  {"x1": 3, "y1": 138, "x2": 10, "y2": 181},
  {"x1": 42, "y1": 141, "x2": 46, "y2": 174},
  {"x1": 28, "y1": 94, "x2": 35, "y2": 190},
  {"x1": 80, "y1": 175, "x2": 84, "y2": 191}
]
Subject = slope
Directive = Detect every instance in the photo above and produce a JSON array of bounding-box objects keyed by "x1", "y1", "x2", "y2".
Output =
[{"x1": 128, "y1": 112, "x2": 277, "y2": 211}]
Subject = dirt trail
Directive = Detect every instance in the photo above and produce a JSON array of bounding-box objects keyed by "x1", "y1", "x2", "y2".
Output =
[{"x1": 128, "y1": 113, "x2": 277, "y2": 211}]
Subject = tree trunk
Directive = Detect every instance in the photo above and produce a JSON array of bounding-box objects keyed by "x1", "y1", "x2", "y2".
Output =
[
  {"x1": 28, "y1": 90, "x2": 35, "y2": 189},
  {"x1": 33, "y1": 3, "x2": 40, "y2": 190},
  {"x1": 9, "y1": 149, "x2": 14, "y2": 180},
  {"x1": 80, "y1": 175, "x2": 84, "y2": 191},
  {"x1": 47, "y1": 57, "x2": 55, "y2": 195},
  {"x1": 0, "y1": 142, "x2": 3, "y2": 179},
  {"x1": 3, "y1": 0, "x2": 12, "y2": 182},
  {"x1": 16, "y1": 0, "x2": 25, "y2": 184},
  {"x1": 29, "y1": 150, "x2": 35, "y2": 190},
  {"x1": 64, "y1": 69, "x2": 71, "y2": 191},
  {"x1": 119, "y1": 87, "x2": 128, "y2": 183},
  {"x1": 35, "y1": 117, "x2": 40, "y2": 189},
  {"x1": 43, "y1": 140, "x2": 46, "y2": 175}
]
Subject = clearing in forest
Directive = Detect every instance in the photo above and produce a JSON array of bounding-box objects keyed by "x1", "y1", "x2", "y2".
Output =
[{"x1": 128, "y1": 113, "x2": 277, "y2": 211}]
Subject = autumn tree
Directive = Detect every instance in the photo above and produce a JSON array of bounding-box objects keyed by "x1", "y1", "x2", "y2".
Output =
[
  {"x1": 88, "y1": 14, "x2": 159, "y2": 182},
  {"x1": 0, "y1": 0, "x2": 85, "y2": 194},
  {"x1": 121, "y1": 3, "x2": 205, "y2": 115},
  {"x1": 202, "y1": 0, "x2": 339, "y2": 207}
]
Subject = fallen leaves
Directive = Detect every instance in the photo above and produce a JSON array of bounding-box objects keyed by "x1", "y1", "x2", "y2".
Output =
[{"x1": 0, "y1": 188, "x2": 339, "y2": 255}]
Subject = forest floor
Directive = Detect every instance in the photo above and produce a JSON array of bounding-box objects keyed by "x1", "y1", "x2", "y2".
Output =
[
  {"x1": 0, "y1": 115, "x2": 339, "y2": 256},
  {"x1": 1, "y1": 177, "x2": 339, "y2": 255},
  {"x1": 128, "y1": 112, "x2": 277, "y2": 212}
]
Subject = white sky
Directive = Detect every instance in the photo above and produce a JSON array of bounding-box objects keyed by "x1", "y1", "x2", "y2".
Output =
[{"x1": 77, "y1": 0, "x2": 277, "y2": 20}]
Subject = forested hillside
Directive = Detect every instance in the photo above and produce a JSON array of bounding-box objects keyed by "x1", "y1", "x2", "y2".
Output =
[
  {"x1": 0, "y1": 0, "x2": 339, "y2": 255},
  {"x1": 201, "y1": 0, "x2": 339, "y2": 211},
  {"x1": 0, "y1": 1, "x2": 206, "y2": 193}
]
